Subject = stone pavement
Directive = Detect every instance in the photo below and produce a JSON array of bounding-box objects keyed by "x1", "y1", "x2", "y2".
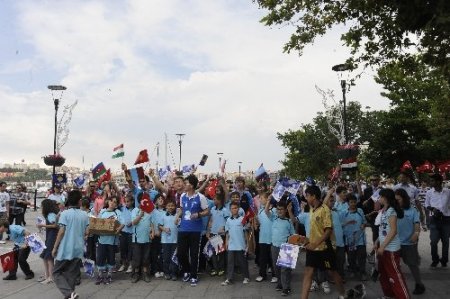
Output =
[{"x1": 1, "y1": 210, "x2": 449, "y2": 299}]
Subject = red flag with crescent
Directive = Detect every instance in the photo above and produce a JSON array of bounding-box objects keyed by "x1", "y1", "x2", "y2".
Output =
[
  {"x1": 0, "y1": 251, "x2": 15, "y2": 273},
  {"x1": 134, "y1": 149, "x2": 149, "y2": 165},
  {"x1": 139, "y1": 193, "x2": 155, "y2": 214}
]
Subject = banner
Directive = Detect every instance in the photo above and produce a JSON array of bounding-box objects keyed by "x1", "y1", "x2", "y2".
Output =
[{"x1": 276, "y1": 243, "x2": 300, "y2": 269}]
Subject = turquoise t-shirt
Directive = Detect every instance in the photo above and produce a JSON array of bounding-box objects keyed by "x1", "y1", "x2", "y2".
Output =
[
  {"x1": 397, "y1": 207, "x2": 420, "y2": 246},
  {"x1": 271, "y1": 217, "x2": 295, "y2": 247},
  {"x1": 131, "y1": 207, "x2": 152, "y2": 243},
  {"x1": 258, "y1": 207, "x2": 274, "y2": 244},
  {"x1": 120, "y1": 206, "x2": 133, "y2": 234},
  {"x1": 98, "y1": 209, "x2": 121, "y2": 245},
  {"x1": 225, "y1": 216, "x2": 246, "y2": 251},
  {"x1": 334, "y1": 200, "x2": 349, "y2": 214},
  {"x1": 151, "y1": 208, "x2": 165, "y2": 235},
  {"x1": 47, "y1": 212, "x2": 57, "y2": 224},
  {"x1": 331, "y1": 210, "x2": 345, "y2": 247},
  {"x1": 160, "y1": 213, "x2": 178, "y2": 244},
  {"x1": 56, "y1": 208, "x2": 89, "y2": 260},
  {"x1": 297, "y1": 212, "x2": 310, "y2": 238},
  {"x1": 379, "y1": 207, "x2": 401, "y2": 252},
  {"x1": 342, "y1": 208, "x2": 367, "y2": 247},
  {"x1": 9, "y1": 225, "x2": 25, "y2": 246}
]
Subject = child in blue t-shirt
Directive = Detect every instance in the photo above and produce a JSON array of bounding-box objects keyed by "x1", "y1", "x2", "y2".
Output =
[
  {"x1": 118, "y1": 193, "x2": 134, "y2": 273},
  {"x1": 207, "y1": 192, "x2": 229, "y2": 276},
  {"x1": 255, "y1": 192, "x2": 274, "y2": 282},
  {"x1": 95, "y1": 196, "x2": 123, "y2": 285},
  {"x1": 130, "y1": 193, "x2": 153, "y2": 283},
  {"x1": 158, "y1": 200, "x2": 179, "y2": 280},
  {"x1": 37, "y1": 199, "x2": 60, "y2": 284},
  {"x1": 150, "y1": 194, "x2": 165, "y2": 278},
  {"x1": 269, "y1": 200, "x2": 295, "y2": 296},
  {"x1": 342, "y1": 194, "x2": 367, "y2": 280},
  {"x1": 221, "y1": 202, "x2": 250, "y2": 286}
]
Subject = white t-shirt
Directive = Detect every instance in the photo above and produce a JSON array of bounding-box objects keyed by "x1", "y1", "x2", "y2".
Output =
[
  {"x1": 0, "y1": 191, "x2": 10, "y2": 213},
  {"x1": 48, "y1": 193, "x2": 65, "y2": 206}
]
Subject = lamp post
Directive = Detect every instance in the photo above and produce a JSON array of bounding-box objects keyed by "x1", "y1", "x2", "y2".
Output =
[
  {"x1": 175, "y1": 133, "x2": 185, "y2": 171},
  {"x1": 48, "y1": 85, "x2": 66, "y2": 188},
  {"x1": 238, "y1": 161, "x2": 242, "y2": 176},
  {"x1": 332, "y1": 63, "x2": 352, "y2": 144},
  {"x1": 217, "y1": 152, "x2": 223, "y2": 173}
]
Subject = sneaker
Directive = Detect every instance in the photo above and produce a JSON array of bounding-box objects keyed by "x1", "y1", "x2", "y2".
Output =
[
  {"x1": 155, "y1": 272, "x2": 163, "y2": 278},
  {"x1": 0, "y1": 240, "x2": 6, "y2": 244},
  {"x1": 41, "y1": 278, "x2": 54, "y2": 284},
  {"x1": 37, "y1": 276, "x2": 46, "y2": 282},
  {"x1": 69, "y1": 292, "x2": 79, "y2": 299},
  {"x1": 210, "y1": 270, "x2": 217, "y2": 276},
  {"x1": 243, "y1": 278, "x2": 250, "y2": 284},
  {"x1": 255, "y1": 276, "x2": 265, "y2": 282},
  {"x1": 165, "y1": 274, "x2": 171, "y2": 280},
  {"x1": 126, "y1": 265, "x2": 133, "y2": 273},
  {"x1": 271, "y1": 277, "x2": 278, "y2": 283},
  {"x1": 221, "y1": 279, "x2": 231, "y2": 286},
  {"x1": 131, "y1": 274, "x2": 141, "y2": 283},
  {"x1": 24, "y1": 272, "x2": 34, "y2": 280},
  {"x1": 309, "y1": 280, "x2": 319, "y2": 292},
  {"x1": 190, "y1": 278, "x2": 198, "y2": 286},
  {"x1": 218, "y1": 270, "x2": 225, "y2": 276},
  {"x1": 321, "y1": 281, "x2": 331, "y2": 294},
  {"x1": 413, "y1": 283, "x2": 426, "y2": 295},
  {"x1": 182, "y1": 273, "x2": 191, "y2": 282},
  {"x1": 117, "y1": 265, "x2": 126, "y2": 272},
  {"x1": 95, "y1": 276, "x2": 103, "y2": 285},
  {"x1": 104, "y1": 276, "x2": 112, "y2": 285},
  {"x1": 3, "y1": 274, "x2": 17, "y2": 280},
  {"x1": 276, "y1": 284, "x2": 283, "y2": 291},
  {"x1": 430, "y1": 261, "x2": 439, "y2": 268},
  {"x1": 281, "y1": 289, "x2": 291, "y2": 296},
  {"x1": 143, "y1": 272, "x2": 151, "y2": 283}
]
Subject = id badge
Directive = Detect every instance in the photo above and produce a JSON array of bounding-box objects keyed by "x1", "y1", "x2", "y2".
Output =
[{"x1": 184, "y1": 211, "x2": 191, "y2": 220}]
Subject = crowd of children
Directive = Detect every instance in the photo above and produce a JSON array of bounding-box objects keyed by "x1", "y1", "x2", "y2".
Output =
[{"x1": 1, "y1": 169, "x2": 443, "y2": 299}]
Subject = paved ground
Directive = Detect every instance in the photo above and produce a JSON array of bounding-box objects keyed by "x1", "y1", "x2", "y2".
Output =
[{"x1": 1, "y1": 210, "x2": 449, "y2": 299}]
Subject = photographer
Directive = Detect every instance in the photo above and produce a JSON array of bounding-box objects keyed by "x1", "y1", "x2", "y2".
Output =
[{"x1": 424, "y1": 173, "x2": 450, "y2": 268}]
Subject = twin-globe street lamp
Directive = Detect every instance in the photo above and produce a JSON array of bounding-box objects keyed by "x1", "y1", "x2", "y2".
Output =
[{"x1": 331, "y1": 63, "x2": 352, "y2": 144}]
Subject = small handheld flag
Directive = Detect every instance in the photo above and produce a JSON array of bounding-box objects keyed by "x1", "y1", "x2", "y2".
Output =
[
  {"x1": 255, "y1": 163, "x2": 268, "y2": 181},
  {"x1": 125, "y1": 167, "x2": 145, "y2": 186},
  {"x1": 73, "y1": 174, "x2": 86, "y2": 188},
  {"x1": 52, "y1": 173, "x2": 67, "y2": 184},
  {"x1": 0, "y1": 251, "x2": 15, "y2": 273},
  {"x1": 134, "y1": 149, "x2": 149, "y2": 165},
  {"x1": 112, "y1": 144, "x2": 124, "y2": 159},
  {"x1": 92, "y1": 162, "x2": 107, "y2": 180},
  {"x1": 199, "y1": 154, "x2": 208, "y2": 166},
  {"x1": 140, "y1": 193, "x2": 155, "y2": 213}
]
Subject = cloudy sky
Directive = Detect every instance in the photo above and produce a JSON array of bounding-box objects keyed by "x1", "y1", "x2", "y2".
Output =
[{"x1": 0, "y1": 0, "x2": 389, "y2": 174}]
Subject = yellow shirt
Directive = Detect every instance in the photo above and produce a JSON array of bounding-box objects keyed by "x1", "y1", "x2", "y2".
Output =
[{"x1": 309, "y1": 204, "x2": 334, "y2": 251}]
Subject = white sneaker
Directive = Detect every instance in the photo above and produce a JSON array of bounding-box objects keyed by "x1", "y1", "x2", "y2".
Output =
[
  {"x1": 255, "y1": 276, "x2": 264, "y2": 282},
  {"x1": 310, "y1": 280, "x2": 319, "y2": 292},
  {"x1": 155, "y1": 272, "x2": 163, "y2": 278},
  {"x1": 321, "y1": 281, "x2": 331, "y2": 294},
  {"x1": 117, "y1": 265, "x2": 126, "y2": 272},
  {"x1": 243, "y1": 278, "x2": 250, "y2": 284},
  {"x1": 159, "y1": 271, "x2": 164, "y2": 277},
  {"x1": 40, "y1": 278, "x2": 53, "y2": 284},
  {"x1": 221, "y1": 279, "x2": 231, "y2": 286},
  {"x1": 271, "y1": 277, "x2": 278, "y2": 283},
  {"x1": 126, "y1": 265, "x2": 133, "y2": 273}
]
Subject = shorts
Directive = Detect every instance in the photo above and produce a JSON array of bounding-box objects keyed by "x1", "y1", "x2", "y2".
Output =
[
  {"x1": 400, "y1": 244, "x2": 420, "y2": 267},
  {"x1": 305, "y1": 248, "x2": 336, "y2": 270}
]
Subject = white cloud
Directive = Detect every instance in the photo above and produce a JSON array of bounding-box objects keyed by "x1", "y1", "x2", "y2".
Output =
[{"x1": 0, "y1": 0, "x2": 388, "y2": 174}]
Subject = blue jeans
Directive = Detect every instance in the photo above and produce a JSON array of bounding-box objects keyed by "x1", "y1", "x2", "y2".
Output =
[
  {"x1": 96, "y1": 243, "x2": 116, "y2": 271},
  {"x1": 429, "y1": 216, "x2": 450, "y2": 264}
]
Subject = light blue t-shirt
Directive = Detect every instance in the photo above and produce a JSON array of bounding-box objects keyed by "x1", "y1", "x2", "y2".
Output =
[
  {"x1": 210, "y1": 206, "x2": 230, "y2": 235},
  {"x1": 297, "y1": 212, "x2": 310, "y2": 238},
  {"x1": 271, "y1": 217, "x2": 295, "y2": 247},
  {"x1": 9, "y1": 225, "x2": 25, "y2": 246},
  {"x1": 379, "y1": 207, "x2": 401, "y2": 252},
  {"x1": 47, "y1": 212, "x2": 57, "y2": 224},
  {"x1": 225, "y1": 216, "x2": 246, "y2": 251},
  {"x1": 133, "y1": 188, "x2": 159, "y2": 210},
  {"x1": 224, "y1": 202, "x2": 245, "y2": 217},
  {"x1": 151, "y1": 208, "x2": 166, "y2": 235},
  {"x1": 160, "y1": 213, "x2": 178, "y2": 244},
  {"x1": 98, "y1": 209, "x2": 121, "y2": 245},
  {"x1": 331, "y1": 210, "x2": 345, "y2": 247},
  {"x1": 397, "y1": 207, "x2": 420, "y2": 246},
  {"x1": 120, "y1": 206, "x2": 133, "y2": 234},
  {"x1": 258, "y1": 207, "x2": 274, "y2": 244},
  {"x1": 202, "y1": 199, "x2": 215, "y2": 235},
  {"x1": 56, "y1": 208, "x2": 89, "y2": 260},
  {"x1": 334, "y1": 200, "x2": 349, "y2": 214},
  {"x1": 131, "y1": 208, "x2": 152, "y2": 243},
  {"x1": 342, "y1": 208, "x2": 367, "y2": 247}
]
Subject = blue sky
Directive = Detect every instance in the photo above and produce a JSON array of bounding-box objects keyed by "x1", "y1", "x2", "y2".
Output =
[{"x1": 0, "y1": 0, "x2": 388, "y2": 174}]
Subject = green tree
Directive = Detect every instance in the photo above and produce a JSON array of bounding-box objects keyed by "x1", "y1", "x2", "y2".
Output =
[{"x1": 255, "y1": 0, "x2": 449, "y2": 77}]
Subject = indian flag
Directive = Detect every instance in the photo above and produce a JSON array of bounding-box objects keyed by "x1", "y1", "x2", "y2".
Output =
[{"x1": 112, "y1": 144, "x2": 124, "y2": 159}]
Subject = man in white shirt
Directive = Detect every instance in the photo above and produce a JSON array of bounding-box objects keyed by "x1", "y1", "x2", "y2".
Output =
[
  {"x1": 424, "y1": 173, "x2": 450, "y2": 268},
  {"x1": 0, "y1": 181, "x2": 10, "y2": 241},
  {"x1": 394, "y1": 171, "x2": 419, "y2": 205},
  {"x1": 48, "y1": 185, "x2": 65, "y2": 209}
]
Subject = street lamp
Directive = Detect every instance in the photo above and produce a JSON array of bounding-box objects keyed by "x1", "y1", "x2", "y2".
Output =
[
  {"x1": 175, "y1": 133, "x2": 185, "y2": 171},
  {"x1": 217, "y1": 152, "x2": 223, "y2": 173},
  {"x1": 48, "y1": 85, "x2": 66, "y2": 188},
  {"x1": 238, "y1": 161, "x2": 242, "y2": 176},
  {"x1": 332, "y1": 63, "x2": 352, "y2": 144}
]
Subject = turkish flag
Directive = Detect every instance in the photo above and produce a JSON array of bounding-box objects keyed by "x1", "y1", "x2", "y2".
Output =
[
  {"x1": 205, "y1": 179, "x2": 219, "y2": 199},
  {"x1": 400, "y1": 160, "x2": 413, "y2": 172},
  {"x1": 416, "y1": 161, "x2": 434, "y2": 173},
  {"x1": 140, "y1": 193, "x2": 155, "y2": 213},
  {"x1": 0, "y1": 251, "x2": 15, "y2": 273},
  {"x1": 134, "y1": 149, "x2": 149, "y2": 165},
  {"x1": 241, "y1": 208, "x2": 255, "y2": 225}
]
